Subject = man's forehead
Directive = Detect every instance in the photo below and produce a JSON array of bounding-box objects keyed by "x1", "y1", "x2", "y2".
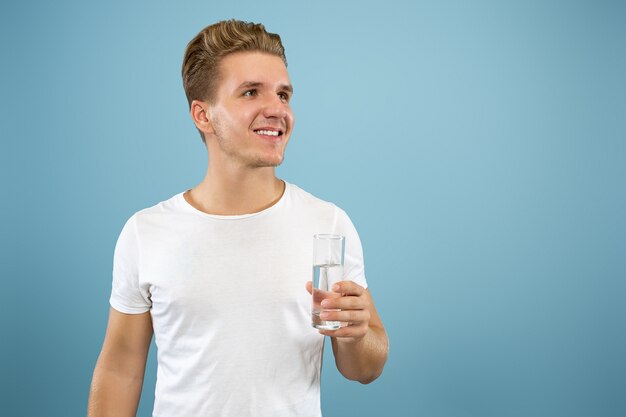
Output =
[{"x1": 218, "y1": 52, "x2": 291, "y2": 88}]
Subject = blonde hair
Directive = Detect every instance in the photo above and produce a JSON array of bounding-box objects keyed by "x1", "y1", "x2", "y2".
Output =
[{"x1": 182, "y1": 19, "x2": 287, "y2": 107}]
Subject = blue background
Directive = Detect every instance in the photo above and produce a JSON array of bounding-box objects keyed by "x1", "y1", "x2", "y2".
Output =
[{"x1": 1, "y1": 0, "x2": 625, "y2": 416}]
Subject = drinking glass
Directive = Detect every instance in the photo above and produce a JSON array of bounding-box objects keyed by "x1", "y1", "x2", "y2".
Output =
[{"x1": 311, "y1": 234, "x2": 345, "y2": 330}]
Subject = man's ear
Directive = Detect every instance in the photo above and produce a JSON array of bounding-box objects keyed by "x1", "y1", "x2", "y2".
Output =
[{"x1": 190, "y1": 100, "x2": 215, "y2": 136}]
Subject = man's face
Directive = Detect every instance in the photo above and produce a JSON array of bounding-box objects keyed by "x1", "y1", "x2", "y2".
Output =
[{"x1": 205, "y1": 51, "x2": 295, "y2": 168}]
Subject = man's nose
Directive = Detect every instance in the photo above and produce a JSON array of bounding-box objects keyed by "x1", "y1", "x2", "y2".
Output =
[{"x1": 262, "y1": 95, "x2": 289, "y2": 119}]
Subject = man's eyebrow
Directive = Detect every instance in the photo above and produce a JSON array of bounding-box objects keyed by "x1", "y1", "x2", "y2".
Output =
[
  {"x1": 237, "y1": 81, "x2": 294, "y2": 94},
  {"x1": 280, "y1": 84, "x2": 294, "y2": 94},
  {"x1": 238, "y1": 81, "x2": 263, "y2": 90}
]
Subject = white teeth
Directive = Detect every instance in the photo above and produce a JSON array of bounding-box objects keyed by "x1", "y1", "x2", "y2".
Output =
[{"x1": 255, "y1": 130, "x2": 280, "y2": 136}]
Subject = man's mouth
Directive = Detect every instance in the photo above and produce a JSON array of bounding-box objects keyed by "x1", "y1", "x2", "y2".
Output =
[{"x1": 254, "y1": 129, "x2": 283, "y2": 137}]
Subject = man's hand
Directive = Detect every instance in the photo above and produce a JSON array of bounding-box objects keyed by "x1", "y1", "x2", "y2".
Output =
[
  {"x1": 306, "y1": 280, "x2": 388, "y2": 383},
  {"x1": 306, "y1": 280, "x2": 371, "y2": 342}
]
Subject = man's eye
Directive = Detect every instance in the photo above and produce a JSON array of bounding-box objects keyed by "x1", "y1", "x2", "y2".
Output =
[
  {"x1": 278, "y1": 92, "x2": 290, "y2": 102},
  {"x1": 243, "y1": 89, "x2": 257, "y2": 97}
]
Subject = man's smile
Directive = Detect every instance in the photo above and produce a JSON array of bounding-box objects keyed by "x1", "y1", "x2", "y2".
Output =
[{"x1": 253, "y1": 127, "x2": 284, "y2": 139}]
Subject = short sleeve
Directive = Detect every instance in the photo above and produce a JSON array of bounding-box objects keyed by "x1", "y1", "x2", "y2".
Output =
[
  {"x1": 333, "y1": 207, "x2": 368, "y2": 289},
  {"x1": 109, "y1": 214, "x2": 152, "y2": 313}
]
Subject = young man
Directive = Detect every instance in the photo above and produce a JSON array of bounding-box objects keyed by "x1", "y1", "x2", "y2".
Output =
[{"x1": 88, "y1": 20, "x2": 388, "y2": 417}]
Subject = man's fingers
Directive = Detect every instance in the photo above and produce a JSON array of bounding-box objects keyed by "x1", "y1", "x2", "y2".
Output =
[
  {"x1": 317, "y1": 323, "x2": 368, "y2": 339},
  {"x1": 332, "y1": 281, "x2": 364, "y2": 296},
  {"x1": 305, "y1": 281, "x2": 313, "y2": 295},
  {"x1": 321, "y1": 295, "x2": 367, "y2": 311},
  {"x1": 320, "y1": 308, "x2": 367, "y2": 324}
]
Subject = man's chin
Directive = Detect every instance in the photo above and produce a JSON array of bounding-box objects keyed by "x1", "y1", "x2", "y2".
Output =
[{"x1": 252, "y1": 154, "x2": 285, "y2": 168}]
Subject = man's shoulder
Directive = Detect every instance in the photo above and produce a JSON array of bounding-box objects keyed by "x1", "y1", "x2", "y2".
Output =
[
  {"x1": 286, "y1": 182, "x2": 339, "y2": 211},
  {"x1": 124, "y1": 191, "x2": 186, "y2": 224},
  {"x1": 284, "y1": 182, "x2": 358, "y2": 229}
]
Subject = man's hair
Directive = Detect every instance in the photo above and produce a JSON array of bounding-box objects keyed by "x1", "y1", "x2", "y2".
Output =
[{"x1": 182, "y1": 20, "x2": 287, "y2": 142}]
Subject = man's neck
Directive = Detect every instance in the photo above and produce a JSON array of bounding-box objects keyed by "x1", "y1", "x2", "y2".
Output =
[{"x1": 184, "y1": 165, "x2": 285, "y2": 216}]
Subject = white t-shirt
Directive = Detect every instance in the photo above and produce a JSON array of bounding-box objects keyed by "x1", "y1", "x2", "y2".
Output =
[{"x1": 110, "y1": 182, "x2": 367, "y2": 417}]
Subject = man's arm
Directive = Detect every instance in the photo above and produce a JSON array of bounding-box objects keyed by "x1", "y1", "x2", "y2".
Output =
[
  {"x1": 307, "y1": 282, "x2": 389, "y2": 383},
  {"x1": 88, "y1": 308, "x2": 153, "y2": 417}
]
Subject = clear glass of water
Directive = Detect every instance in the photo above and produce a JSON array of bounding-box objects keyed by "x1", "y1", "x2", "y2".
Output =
[{"x1": 311, "y1": 234, "x2": 345, "y2": 330}]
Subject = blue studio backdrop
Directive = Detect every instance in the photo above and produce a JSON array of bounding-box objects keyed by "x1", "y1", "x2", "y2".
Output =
[{"x1": 1, "y1": 1, "x2": 625, "y2": 416}]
